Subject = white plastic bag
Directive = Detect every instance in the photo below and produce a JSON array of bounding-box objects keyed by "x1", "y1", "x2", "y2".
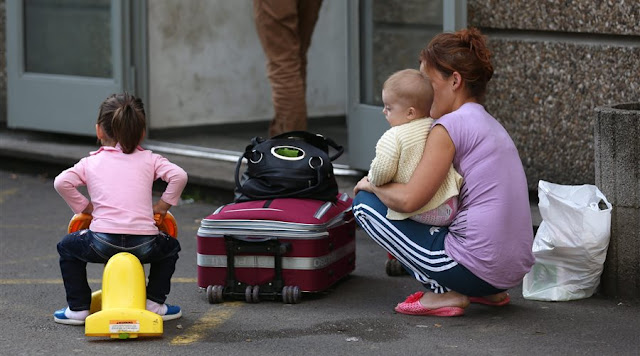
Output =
[{"x1": 522, "y1": 180, "x2": 612, "y2": 301}]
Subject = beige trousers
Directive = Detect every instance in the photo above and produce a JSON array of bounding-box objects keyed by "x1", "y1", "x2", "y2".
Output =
[{"x1": 253, "y1": 0, "x2": 323, "y2": 137}]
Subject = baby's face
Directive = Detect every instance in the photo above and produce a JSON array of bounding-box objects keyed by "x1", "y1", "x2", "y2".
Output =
[{"x1": 381, "y1": 90, "x2": 412, "y2": 127}]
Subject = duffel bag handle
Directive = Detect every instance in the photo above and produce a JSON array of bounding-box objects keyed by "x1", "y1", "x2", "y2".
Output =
[{"x1": 270, "y1": 131, "x2": 344, "y2": 162}]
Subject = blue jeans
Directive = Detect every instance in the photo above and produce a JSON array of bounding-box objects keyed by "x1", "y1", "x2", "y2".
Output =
[
  {"x1": 352, "y1": 191, "x2": 504, "y2": 297},
  {"x1": 57, "y1": 229, "x2": 181, "y2": 311}
]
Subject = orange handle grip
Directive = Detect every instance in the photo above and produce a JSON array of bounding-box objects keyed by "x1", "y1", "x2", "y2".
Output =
[{"x1": 67, "y1": 211, "x2": 178, "y2": 238}]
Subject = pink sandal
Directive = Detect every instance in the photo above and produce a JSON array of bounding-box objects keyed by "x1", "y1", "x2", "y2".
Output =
[{"x1": 394, "y1": 292, "x2": 465, "y2": 317}]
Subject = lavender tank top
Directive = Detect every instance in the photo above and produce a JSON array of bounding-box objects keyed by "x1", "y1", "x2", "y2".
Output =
[{"x1": 435, "y1": 103, "x2": 535, "y2": 289}]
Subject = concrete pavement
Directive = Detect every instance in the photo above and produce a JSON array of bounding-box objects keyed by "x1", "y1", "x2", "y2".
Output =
[{"x1": 1, "y1": 168, "x2": 639, "y2": 355}]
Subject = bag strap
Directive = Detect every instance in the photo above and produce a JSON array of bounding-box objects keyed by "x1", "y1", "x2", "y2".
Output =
[{"x1": 270, "y1": 131, "x2": 344, "y2": 161}]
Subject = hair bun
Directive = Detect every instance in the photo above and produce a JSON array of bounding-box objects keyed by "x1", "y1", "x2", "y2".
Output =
[
  {"x1": 457, "y1": 27, "x2": 492, "y2": 78},
  {"x1": 457, "y1": 28, "x2": 484, "y2": 51},
  {"x1": 459, "y1": 27, "x2": 481, "y2": 40}
]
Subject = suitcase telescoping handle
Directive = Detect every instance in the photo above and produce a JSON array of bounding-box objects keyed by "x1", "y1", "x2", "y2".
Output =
[
  {"x1": 220, "y1": 236, "x2": 293, "y2": 303},
  {"x1": 226, "y1": 236, "x2": 291, "y2": 255},
  {"x1": 227, "y1": 235, "x2": 274, "y2": 243}
]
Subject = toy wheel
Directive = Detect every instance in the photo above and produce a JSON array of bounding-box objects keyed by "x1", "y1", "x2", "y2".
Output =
[
  {"x1": 252, "y1": 285, "x2": 260, "y2": 303},
  {"x1": 245, "y1": 286, "x2": 254, "y2": 303},
  {"x1": 281, "y1": 286, "x2": 290, "y2": 304},
  {"x1": 206, "y1": 285, "x2": 224, "y2": 304},
  {"x1": 385, "y1": 258, "x2": 408, "y2": 276}
]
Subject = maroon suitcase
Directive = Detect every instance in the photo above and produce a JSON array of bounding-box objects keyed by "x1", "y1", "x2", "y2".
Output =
[{"x1": 197, "y1": 193, "x2": 355, "y2": 304}]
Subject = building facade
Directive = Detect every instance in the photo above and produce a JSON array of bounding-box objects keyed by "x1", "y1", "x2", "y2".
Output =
[{"x1": 2, "y1": 0, "x2": 639, "y2": 189}]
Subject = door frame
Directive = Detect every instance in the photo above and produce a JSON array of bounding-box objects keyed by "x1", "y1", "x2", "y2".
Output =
[
  {"x1": 346, "y1": 0, "x2": 467, "y2": 170},
  {"x1": 6, "y1": 0, "x2": 147, "y2": 136}
]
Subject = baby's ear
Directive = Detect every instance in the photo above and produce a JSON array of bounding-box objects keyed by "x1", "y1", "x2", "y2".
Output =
[{"x1": 406, "y1": 107, "x2": 417, "y2": 120}]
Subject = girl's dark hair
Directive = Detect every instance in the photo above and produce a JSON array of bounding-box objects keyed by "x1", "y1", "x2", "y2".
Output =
[
  {"x1": 419, "y1": 27, "x2": 494, "y2": 102},
  {"x1": 97, "y1": 93, "x2": 146, "y2": 154}
]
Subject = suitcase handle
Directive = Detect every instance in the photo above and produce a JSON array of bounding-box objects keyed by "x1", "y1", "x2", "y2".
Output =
[
  {"x1": 227, "y1": 239, "x2": 291, "y2": 255},
  {"x1": 228, "y1": 235, "x2": 275, "y2": 243}
]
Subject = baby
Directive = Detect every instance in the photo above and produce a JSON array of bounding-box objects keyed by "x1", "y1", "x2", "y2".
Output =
[{"x1": 368, "y1": 69, "x2": 462, "y2": 226}]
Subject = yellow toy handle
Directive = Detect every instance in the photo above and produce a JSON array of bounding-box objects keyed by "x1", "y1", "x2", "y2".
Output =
[{"x1": 67, "y1": 211, "x2": 178, "y2": 238}]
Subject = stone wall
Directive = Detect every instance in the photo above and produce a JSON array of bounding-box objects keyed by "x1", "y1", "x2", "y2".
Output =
[
  {"x1": 0, "y1": 0, "x2": 6, "y2": 125},
  {"x1": 468, "y1": 0, "x2": 640, "y2": 189}
]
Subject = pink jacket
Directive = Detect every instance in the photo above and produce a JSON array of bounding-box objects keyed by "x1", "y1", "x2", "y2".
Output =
[{"x1": 54, "y1": 144, "x2": 188, "y2": 235}]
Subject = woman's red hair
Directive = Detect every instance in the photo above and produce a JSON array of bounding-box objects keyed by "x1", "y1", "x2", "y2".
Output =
[{"x1": 420, "y1": 27, "x2": 493, "y2": 102}]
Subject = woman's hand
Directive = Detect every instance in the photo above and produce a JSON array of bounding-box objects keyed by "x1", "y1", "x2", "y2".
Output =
[
  {"x1": 152, "y1": 199, "x2": 172, "y2": 226},
  {"x1": 353, "y1": 176, "x2": 374, "y2": 196}
]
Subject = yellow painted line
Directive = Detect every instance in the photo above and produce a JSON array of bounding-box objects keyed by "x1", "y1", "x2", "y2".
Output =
[
  {"x1": 0, "y1": 254, "x2": 59, "y2": 265},
  {"x1": 0, "y1": 224, "x2": 65, "y2": 231},
  {"x1": 0, "y1": 278, "x2": 197, "y2": 285},
  {"x1": 172, "y1": 277, "x2": 198, "y2": 283},
  {"x1": 0, "y1": 188, "x2": 19, "y2": 204},
  {"x1": 0, "y1": 278, "x2": 98, "y2": 285},
  {"x1": 171, "y1": 302, "x2": 242, "y2": 345}
]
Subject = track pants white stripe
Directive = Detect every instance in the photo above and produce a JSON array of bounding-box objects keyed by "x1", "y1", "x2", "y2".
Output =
[{"x1": 353, "y1": 202, "x2": 458, "y2": 293}]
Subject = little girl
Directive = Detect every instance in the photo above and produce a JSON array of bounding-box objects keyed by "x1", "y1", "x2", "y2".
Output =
[{"x1": 53, "y1": 93, "x2": 188, "y2": 325}]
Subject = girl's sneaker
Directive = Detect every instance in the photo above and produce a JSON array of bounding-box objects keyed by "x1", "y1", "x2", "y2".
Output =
[
  {"x1": 161, "y1": 304, "x2": 182, "y2": 321},
  {"x1": 146, "y1": 299, "x2": 182, "y2": 321},
  {"x1": 53, "y1": 307, "x2": 88, "y2": 325}
]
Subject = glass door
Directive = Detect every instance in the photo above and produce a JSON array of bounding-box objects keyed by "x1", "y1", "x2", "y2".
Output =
[
  {"x1": 346, "y1": 0, "x2": 466, "y2": 170},
  {"x1": 6, "y1": 0, "x2": 135, "y2": 136}
]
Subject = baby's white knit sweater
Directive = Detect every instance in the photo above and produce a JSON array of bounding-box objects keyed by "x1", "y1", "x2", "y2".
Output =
[{"x1": 368, "y1": 118, "x2": 463, "y2": 220}]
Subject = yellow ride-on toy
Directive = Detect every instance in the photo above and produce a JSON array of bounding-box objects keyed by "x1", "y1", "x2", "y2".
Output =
[{"x1": 67, "y1": 212, "x2": 177, "y2": 339}]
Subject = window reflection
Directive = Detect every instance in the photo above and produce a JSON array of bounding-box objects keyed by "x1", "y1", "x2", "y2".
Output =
[
  {"x1": 24, "y1": 0, "x2": 112, "y2": 78},
  {"x1": 361, "y1": 0, "x2": 442, "y2": 106}
]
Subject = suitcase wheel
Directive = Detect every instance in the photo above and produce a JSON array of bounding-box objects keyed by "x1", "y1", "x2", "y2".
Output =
[
  {"x1": 385, "y1": 258, "x2": 409, "y2": 276},
  {"x1": 281, "y1": 286, "x2": 301, "y2": 304},
  {"x1": 206, "y1": 285, "x2": 224, "y2": 304},
  {"x1": 245, "y1": 285, "x2": 261, "y2": 303}
]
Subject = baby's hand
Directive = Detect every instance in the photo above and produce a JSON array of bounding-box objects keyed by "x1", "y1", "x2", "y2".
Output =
[{"x1": 353, "y1": 176, "x2": 372, "y2": 195}]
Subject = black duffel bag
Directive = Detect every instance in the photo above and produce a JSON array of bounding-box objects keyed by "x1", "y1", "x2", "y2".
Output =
[{"x1": 234, "y1": 131, "x2": 344, "y2": 202}]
